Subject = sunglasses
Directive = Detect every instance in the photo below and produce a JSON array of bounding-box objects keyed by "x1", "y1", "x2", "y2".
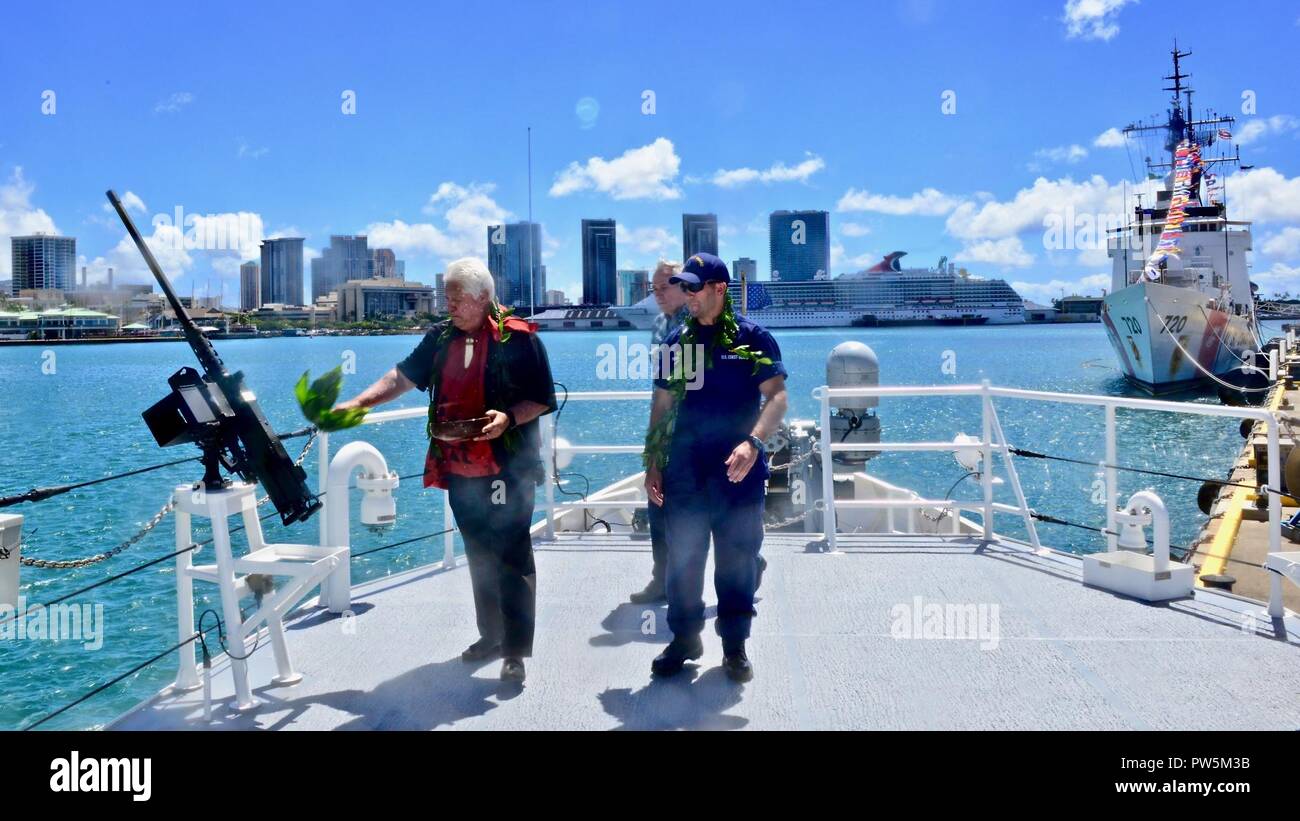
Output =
[{"x1": 677, "y1": 279, "x2": 717, "y2": 294}]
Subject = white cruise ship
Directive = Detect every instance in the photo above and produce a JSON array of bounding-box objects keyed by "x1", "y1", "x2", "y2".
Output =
[{"x1": 739, "y1": 252, "x2": 1025, "y2": 329}]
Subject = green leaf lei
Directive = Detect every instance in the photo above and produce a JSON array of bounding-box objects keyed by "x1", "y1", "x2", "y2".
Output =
[
  {"x1": 642, "y1": 291, "x2": 773, "y2": 471},
  {"x1": 295, "y1": 366, "x2": 369, "y2": 432}
]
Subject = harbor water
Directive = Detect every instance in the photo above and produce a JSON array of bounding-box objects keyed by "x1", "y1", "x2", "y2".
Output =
[{"x1": 0, "y1": 322, "x2": 1273, "y2": 729}]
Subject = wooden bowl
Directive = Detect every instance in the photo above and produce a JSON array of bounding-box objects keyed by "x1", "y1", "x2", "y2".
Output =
[{"x1": 431, "y1": 416, "x2": 492, "y2": 441}]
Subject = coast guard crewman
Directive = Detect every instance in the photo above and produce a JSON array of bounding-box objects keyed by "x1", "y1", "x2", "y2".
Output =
[
  {"x1": 629, "y1": 260, "x2": 688, "y2": 605},
  {"x1": 643, "y1": 253, "x2": 787, "y2": 682}
]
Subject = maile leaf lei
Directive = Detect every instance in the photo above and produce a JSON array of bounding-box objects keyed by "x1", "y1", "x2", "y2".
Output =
[{"x1": 642, "y1": 290, "x2": 773, "y2": 471}]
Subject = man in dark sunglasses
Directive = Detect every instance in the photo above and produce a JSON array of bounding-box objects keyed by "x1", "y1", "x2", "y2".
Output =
[{"x1": 644, "y1": 253, "x2": 788, "y2": 682}]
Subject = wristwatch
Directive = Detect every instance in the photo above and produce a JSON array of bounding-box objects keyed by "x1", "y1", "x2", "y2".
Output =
[
  {"x1": 504, "y1": 409, "x2": 518, "y2": 429},
  {"x1": 746, "y1": 434, "x2": 764, "y2": 452}
]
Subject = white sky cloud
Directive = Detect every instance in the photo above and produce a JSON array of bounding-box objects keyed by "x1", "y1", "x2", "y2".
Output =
[
  {"x1": 1261, "y1": 227, "x2": 1300, "y2": 259},
  {"x1": 1249, "y1": 263, "x2": 1300, "y2": 298},
  {"x1": 154, "y1": 92, "x2": 194, "y2": 114},
  {"x1": 1222, "y1": 167, "x2": 1300, "y2": 223},
  {"x1": 954, "y1": 237, "x2": 1034, "y2": 268},
  {"x1": 237, "y1": 139, "x2": 270, "y2": 159},
  {"x1": 1033, "y1": 144, "x2": 1088, "y2": 164},
  {"x1": 549, "y1": 138, "x2": 682, "y2": 201},
  {"x1": 1093, "y1": 127, "x2": 1128, "y2": 148},
  {"x1": 1012, "y1": 273, "x2": 1111, "y2": 303},
  {"x1": 1235, "y1": 115, "x2": 1299, "y2": 146},
  {"x1": 830, "y1": 242, "x2": 878, "y2": 271},
  {"x1": 117, "y1": 191, "x2": 147, "y2": 214},
  {"x1": 1062, "y1": 0, "x2": 1134, "y2": 41},
  {"x1": 836, "y1": 186, "x2": 961, "y2": 216},
  {"x1": 366, "y1": 181, "x2": 512, "y2": 263},
  {"x1": 0, "y1": 167, "x2": 60, "y2": 278},
  {"x1": 710, "y1": 153, "x2": 825, "y2": 188},
  {"x1": 944, "y1": 174, "x2": 1159, "y2": 241},
  {"x1": 840, "y1": 221, "x2": 872, "y2": 237},
  {"x1": 616, "y1": 224, "x2": 679, "y2": 262}
]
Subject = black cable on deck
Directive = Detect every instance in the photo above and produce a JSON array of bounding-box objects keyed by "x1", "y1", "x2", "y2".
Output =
[
  {"x1": 0, "y1": 426, "x2": 318, "y2": 509},
  {"x1": 1009, "y1": 446, "x2": 1281, "y2": 496}
]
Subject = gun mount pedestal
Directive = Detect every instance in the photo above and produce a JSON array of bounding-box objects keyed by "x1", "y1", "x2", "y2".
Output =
[{"x1": 171, "y1": 482, "x2": 349, "y2": 713}]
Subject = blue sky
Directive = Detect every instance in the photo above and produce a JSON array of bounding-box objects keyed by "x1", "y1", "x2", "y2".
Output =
[{"x1": 2, "y1": 0, "x2": 1299, "y2": 303}]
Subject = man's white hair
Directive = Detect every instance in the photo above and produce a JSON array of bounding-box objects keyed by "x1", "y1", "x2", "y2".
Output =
[
  {"x1": 653, "y1": 259, "x2": 683, "y2": 279},
  {"x1": 445, "y1": 256, "x2": 495, "y2": 302}
]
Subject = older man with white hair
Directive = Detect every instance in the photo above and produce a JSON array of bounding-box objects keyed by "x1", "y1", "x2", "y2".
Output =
[{"x1": 335, "y1": 257, "x2": 556, "y2": 683}]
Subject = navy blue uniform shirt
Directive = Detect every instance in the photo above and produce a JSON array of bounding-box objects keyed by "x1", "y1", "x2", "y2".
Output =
[{"x1": 654, "y1": 315, "x2": 786, "y2": 498}]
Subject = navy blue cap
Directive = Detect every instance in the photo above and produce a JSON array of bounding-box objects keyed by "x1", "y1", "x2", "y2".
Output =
[{"x1": 671, "y1": 252, "x2": 730, "y2": 286}]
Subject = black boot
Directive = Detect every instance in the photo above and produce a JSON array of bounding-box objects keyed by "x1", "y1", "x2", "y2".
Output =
[
  {"x1": 501, "y1": 657, "x2": 526, "y2": 682},
  {"x1": 650, "y1": 635, "x2": 704, "y2": 677},
  {"x1": 722, "y1": 642, "x2": 753, "y2": 682},
  {"x1": 461, "y1": 638, "x2": 501, "y2": 662},
  {"x1": 629, "y1": 577, "x2": 666, "y2": 604}
]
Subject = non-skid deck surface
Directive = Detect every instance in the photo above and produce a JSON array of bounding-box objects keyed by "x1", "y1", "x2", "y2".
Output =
[{"x1": 111, "y1": 532, "x2": 1300, "y2": 730}]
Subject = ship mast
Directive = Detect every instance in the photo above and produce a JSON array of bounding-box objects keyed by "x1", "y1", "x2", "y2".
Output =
[{"x1": 1123, "y1": 44, "x2": 1239, "y2": 179}]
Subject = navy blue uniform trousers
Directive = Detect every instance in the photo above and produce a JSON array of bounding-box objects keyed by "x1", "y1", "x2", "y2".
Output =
[{"x1": 662, "y1": 463, "x2": 765, "y2": 646}]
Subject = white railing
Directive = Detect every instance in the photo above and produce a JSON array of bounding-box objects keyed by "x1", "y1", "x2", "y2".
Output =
[
  {"x1": 812, "y1": 380, "x2": 1286, "y2": 618},
  {"x1": 314, "y1": 391, "x2": 654, "y2": 555},
  {"x1": 537, "y1": 392, "x2": 651, "y2": 539}
]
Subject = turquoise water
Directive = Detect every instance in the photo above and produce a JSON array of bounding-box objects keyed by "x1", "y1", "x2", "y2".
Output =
[{"x1": 0, "y1": 322, "x2": 1275, "y2": 729}]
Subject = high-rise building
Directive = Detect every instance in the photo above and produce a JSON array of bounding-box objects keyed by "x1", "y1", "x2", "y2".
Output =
[
  {"x1": 486, "y1": 222, "x2": 545, "y2": 308},
  {"x1": 11, "y1": 235, "x2": 75, "y2": 295},
  {"x1": 581, "y1": 219, "x2": 617, "y2": 305},
  {"x1": 769, "y1": 210, "x2": 830, "y2": 282},
  {"x1": 733, "y1": 257, "x2": 758, "y2": 283},
  {"x1": 370, "y1": 248, "x2": 397, "y2": 279},
  {"x1": 260, "y1": 238, "x2": 304, "y2": 306},
  {"x1": 544, "y1": 288, "x2": 568, "y2": 305},
  {"x1": 616, "y1": 269, "x2": 649, "y2": 306},
  {"x1": 434, "y1": 273, "x2": 446, "y2": 310},
  {"x1": 240, "y1": 261, "x2": 261, "y2": 311},
  {"x1": 311, "y1": 235, "x2": 369, "y2": 301},
  {"x1": 682, "y1": 213, "x2": 718, "y2": 261}
]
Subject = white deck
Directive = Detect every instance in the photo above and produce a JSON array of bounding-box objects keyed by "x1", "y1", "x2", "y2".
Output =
[{"x1": 110, "y1": 531, "x2": 1300, "y2": 731}]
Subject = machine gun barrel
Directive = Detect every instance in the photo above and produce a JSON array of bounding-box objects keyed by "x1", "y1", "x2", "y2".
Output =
[
  {"x1": 105, "y1": 189, "x2": 225, "y2": 377},
  {"x1": 106, "y1": 189, "x2": 320, "y2": 525}
]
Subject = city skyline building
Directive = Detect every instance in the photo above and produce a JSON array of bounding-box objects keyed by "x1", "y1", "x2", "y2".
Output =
[
  {"x1": 616, "y1": 268, "x2": 649, "y2": 306},
  {"x1": 682, "y1": 213, "x2": 718, "y2": 261},
  {"x1": 11, "y1": 235, "x2": 75, "y2": 295},
  {"x1": 311, "y1": 234, "x2": 369, "y2": 301},
  {"x1": 370, "y1": 247, "x2": 397, "y2": 279},
  {"x1": 581, "y1": 218, "x2": 617, "y2": 305},
  {"x1": 486, "y1": 221, "x2": 545, "y2": 308},
  {"x1": 769, "y1": 210, "x2": 830, "y2": 282},
  {"x1": 733, "y1": 256, "x2": 758, "y2": 283},
  {"x1": 240, "y1": 261, "x2": 260, "y2": 311},
  {"x1": 260, "y1": 237, "x2": 305, "y2": 306}
]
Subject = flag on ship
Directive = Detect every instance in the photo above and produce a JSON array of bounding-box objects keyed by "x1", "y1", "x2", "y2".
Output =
[
  {"x1": 1144, "y1": 139, "x2": 1205, "y2": 280},
  {"x1": 744, "y1": 281, "x2": 773, "y2": 311}
]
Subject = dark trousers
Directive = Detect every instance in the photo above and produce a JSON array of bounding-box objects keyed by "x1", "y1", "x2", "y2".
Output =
[
  {"x1": 647, "y1": 499, "x2": 668, "y2": 585},
  {"x1": 663, "y1": 492, "x2": 764, "y2": 646},
  {"x1": 446, "y1": 471, "x2": 537, "y2": 657}
]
